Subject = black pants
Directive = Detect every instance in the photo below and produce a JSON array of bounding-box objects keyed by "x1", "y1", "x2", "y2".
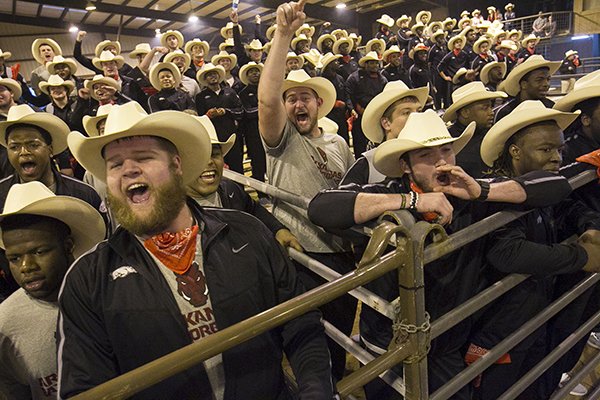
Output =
[
  {"x1": 223, "y1": 131, "x2": 244, "y2": 174},
  {"x1": 327, "y1": 107, "x2": 350, "y2": 145},
  {"x1": 351, "y1": 116, "x2": 368, "y2": 158},
  {"x1": 433, "y1": 74, "x2": 449, "y2": 110},
  {"x1": 242, "y1": 122, "x2": 266, "y2": 182}
]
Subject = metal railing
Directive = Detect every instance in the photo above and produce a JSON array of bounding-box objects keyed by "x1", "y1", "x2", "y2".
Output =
[{"x1": 501, "y1": 11, "x2": 573, "y2": 38}]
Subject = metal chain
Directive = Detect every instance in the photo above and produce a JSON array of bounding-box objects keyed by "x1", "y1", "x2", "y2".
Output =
[{"x1": 392, "y1": 302, "x2": 432, "y2": 364}]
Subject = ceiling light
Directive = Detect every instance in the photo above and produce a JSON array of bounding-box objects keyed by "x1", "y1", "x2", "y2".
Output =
[
  {"x1": 188, "y1": 15, "x2": 199, "y2": 23},
  {"x1": 69, "y1": 25, "x2": 79, "y2": 33},
  {"x1": 85, "y1": 2, "x2": 96, "y2": 11},
  {"x1": 336, "y1": 3, "x2": 346, "y2": 9}
]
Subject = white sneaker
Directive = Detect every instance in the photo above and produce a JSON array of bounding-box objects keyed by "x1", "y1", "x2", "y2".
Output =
[
  {"x1": 588, "y1": 332, "x2": 600, "y2": 349},
  {"x1": 559, "y1": 373, "x2": 588, "y2": 396}
]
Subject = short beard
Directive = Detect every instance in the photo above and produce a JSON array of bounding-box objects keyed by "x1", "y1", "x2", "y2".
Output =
[{"x1": 293, "y1": 117, "x2": 318, "y2": 136}]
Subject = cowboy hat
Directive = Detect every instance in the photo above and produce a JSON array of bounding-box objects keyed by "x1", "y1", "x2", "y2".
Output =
[
  {"x1": 480, "y1": 61, "x2": 507, "y2": 85},
  {"x1": 359, "y1": 51, "x2": 380, "y2": 67},
  {"x1": 195, "y1": 115, "x2": 236, "y2": 156},
  {"x1": 427, "y1": 21, "x2": 444, "y2": 34},
  {"x1": 245, "y1": 39, "x2": 265, "y2": 51},
  {"x1": 83, "y1": 104, "x2": 113, "y2": 137},
  {"x1": 472, "y1": 9, "x2": 481, "y2": 15},
  {"x1": 184, "y1": 39, "x2": 210, "y2": 56},
  {"x1": 374, "y1": 109, "x2": 475, "y2": 177},
  {"x1": 447, "y1": 35, "x2": 466, "y2": 51},
  {"x1": 443, "y1": 18, "x2": 457, "y2": 29},
  {"x1": 211, "y1": 50, "x2": 238, "y2": 68},
  {"x1": 39, "y1": 74, "x2": 75, "y2": 96},
  {"x1": 500, "y1": 55, "x2": 560, "y2": 96},
  {"x1": 264, "y1": 41, "x2": 272, "y2": 54},
  {"x1": 220, "y1": 22, "x2": 241, "y2": 39},
  {"x1": 396, "y1": 15, "x2": 412, "y2": 27},
  {"x1": 565, "y1": 50, "x2": 578, "y2": 58},
  {"x1": 317, "y1": 34, "x2": 336, "y2": 53},
  {"x1": 0, "y1": 49, "x2": 11, "y2": 59},
  {"x1": 0, "y1": 104, "x2": 69, "y2": 153},
  {"x1": 487, "y1": 6, "x2": 496, "y2": 11},
  {"x1": 84, "y1": 75, "x2": 121, "y2": 101},
  {"x1": 508, "y1": 29, "x2": 522, "y2": 40},
  {"x1": 480, "y1": 100, "x2": 580, "y2": 166},
  {"x1": 349, "y1": 33, "x2": 362, "y2": 46},
  {"x1": 281, "y1": 69, "x2": 336, "y2": 119},
  {"x1": 376, "y1": 14, "x2": 395, "y2": 28},
  {"x1": 473, "y1": 36, "x2": 492, "y2": 54},
  {"x1": 92, "y1": 50, "x2": 125, "y2": 70},
  {"x1": 521, "y1": 33, "x2": 540, "y2": 47},
  {"x1": 505, "y1": 3, "x2": 515, "y2": 10},
  {"x1": 31, "y1": 38, "x2": 62, "y2": 65},
  {"x1": 365, "y1": 38, "x2": 385, "y2": 54},
  {"x1": 46, "y1": 55, "x2": 78, "y2": 75},
  {"x1": 332, "y1": 37, "x2": 353, "y2": 54},
  {"x1": 128, "y1": 43, "x2": 151, "y2": 59},
  {"x1": 0, "y1": 78, "x2": 22, "y2": 100},
  {"x1": 94, "y1": 40, "x2": 121, "y2": 57},
  {"x1": 452, "y1": 67, "x2": 469, "y2": 85},
  {"x1": 68, "y1": 101, "x2": 212, "y2": 184},
  {"x1": 295, "y1": 24, "x2": 315, "y2": 37},
  {"x1": 362, "y1": 80, "x2": 429, "y2": 144},
  {"x1": 266, "y1": 24, "x2": 277, "y2": 41},
  {"x1": 285, "y1": 52, "x2": 304, "y2": 66},
  {"x1": 319, "y1": 53, "x2": 341, "y2": 71},
  {"x1": 148, "y1": 62, "x2": 182, "y2": 91},
  {"x1": 492, "y1": 30, "x2": 507, "y2": 44},
  {"x1": 219, "y1": 38, "x2": 235, "y2": 51},
  {"x1": 302, "y1": 49, "x2": 322, "y2": 67},
  {"x1": 458, "y1": 17, "x2": 472, "y2": 28},
  {"x1": 498, "y1": 39, "x2": 518, "y2": 51},
  {"x1": 238, "y1": 62, "x2": 263, "y2": 86},
  {"x1": 0, "y1": 181, "x2": 106, "y2": 258},
  {"x1": 431, "y1": 30, "x2": 447, "y2": 41},
  {"x1": 460, "y1": 10, "x2": 470, "y2": 18},
  {"x1": 554, "y1": 70, "x2": 600, "y2": 112},
  {"x1": 196, "y1": 63, "x2": 226, "y2": 86},
  {"x1": 411, "y1": 22, "x2": 426, "y2": 34},
  {"x1": 476, "y1": 20, "x2": 492, "y2": 30},
  {"x1": 160, "y1": 30, "x2": 184, "y2": 48},
  {"x1": 318, "y1": 117, "x2": 339, "y2": 134},
  {"x1": 409, "y1": 43, "x2": 429, "y2": 59},
  {"x1": 416, "y1": 11, "x2": 432, "y2": 23},
  {"x1": 164, "y1": 49, "x2": 192, "y2": 72},
  {"x1": 383, "y1": 45, "x2": 403, "y2": 61},
  {"x1": 443, "y1": 82, "x2": 507, "y2": 122},
  {"x1": 331, "y1": 29, "x2": 349, "y2": 39},
  {"x1": 291, "y1": 34, "x2": 312, "y2": 50}
]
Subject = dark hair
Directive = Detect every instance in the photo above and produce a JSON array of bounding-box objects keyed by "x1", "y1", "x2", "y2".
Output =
[
  {"x1": 158, "y1": 68, "x2": 173, "y2": 75},
  {"x1": 101, "y1": 136, "x2": 179, "y2": 159},
  {"x1": 575, "y1": 97, "x2": 600, "y2": 118},
  {"x1": 5, "y1": 123, "x2": 53, "y2": 145},
  {"x1": 382, "y1": 96, "x2": 420, "y2": 121},
  {"x1": 520, "y1": 67, "x2": 549, "y2": 85},
  {"x1": 1, "y1": 214, "x2": 70, "y2": 237}
]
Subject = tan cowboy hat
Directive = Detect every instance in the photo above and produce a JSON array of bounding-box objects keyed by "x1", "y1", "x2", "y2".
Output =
[
  {"x1": 359, "y1": 51, "x2": 380, "y2": 67},
  {"x1": 460, "y1": 25, "x2": 476, "y2": 37},
  {"x1": 220, "y1": 22, "x2": 241, "y2": 39},
  {"x1": 565, "y1": 50, "x2": 578, "y2": 58},
  {"x1": 296, "y1": 24, "x2": 315, "y2": 37},
  {"x1": 499, "y1": 55, "x2": 560, "y2": 96},
  {"x1": 481, "y1": 100, "x2": 580, "y2": 166},
  {"x1": 245, "y1": 39, "x2": 265, "y2": 51},
  {"x1": 331, "y1": 29, "x2": 349, "y2": 39},
  {"x1": 196, "y1": 63, "x2": 226, "y2": 86},
  {"x1": 164, "y1": 49, "x2": 192, "y2": 72},
  {"x1": 447, "y1": 35, "x2": 466, "y2": 51},
  {"x1": 160, "y1": 30, "x2": 184, "y2": 48},
  {"x1": 219, "y1": 38, "x2": 235, "y2": 51},
  {"x1": 302, "y1": 49, "x2": 322, "y2": 67},
  {"x1": 427, "y1": 21, "x2": 443, "y2": 34},
  {"x1": 82, "y1": 104, "x2": 113, "y2": 137},
  {"x1": 211, "y1": 50, "x2": 238, "y2": 68},
  {"x1": 0, "y1": 181, "x2": 106, "y2": 258},
  {"x1": 184, "y1": 39, "x2": 210, "y2": 57},
  {"x1": 365, "y1": 38, "x2": 385, "y2": 54},
  {"x1": 472, "y1": 9, "x2": 481, "y2": 15},
  {"x1": 319, "y1": 53, "x2": 341, "y2": 71},
  {"x1": 39, "y1": 74, "x2": 75, "y2": 96},
  {"x1": 94, "y1": 40, "x2": 121, "y2": 57},
  {"x1": 0, "y1": 49, "x2": 12, "y2": 59},
  {"x1": 68, "y1": 101, "x2": 212, "y2": 184},
  {"x1": 473, "y1": 36, "x2": 492, "y2": 54},
  {"x1": 318, "y1": 117, "x2": 338, "y2": 134},
  {"x1": 349, "y1": 33, "x2": 362, "y2": 46},
  {"x1": 362, "y1": 80, "x2": 429, "y2": 144},
  {"x1": 84, "y1": 75, "x2": 121, "y2": 101},
  {"x1": 409, "y1": 43, "x2": 429, "y2": 60},
  {"x1": 31, "y1": 38, "x2": 62, "y2": 65},
  {"x1": 521, "y1": 33, "x2": 540, "y2": 47},
  {"x1": 282, "y1": 69, "x2": 336, "y2": 119},
  {"x1": 487, "y1": 6, "x2": 496, "y2": 11},
  {"x1": 554, "y1": 70, "x2": 600, "y2": 112},
  {"x1": 128, "y1": 43, "x2": 151, "y2": 59},
  {"x1": 238, "y1": 62, "x2": 263, "y2": 86},
  {"x1": 507, "y1": 29, "x2": 522, "y2": 40},
  {"x1": 458, "y1": 17, "x2": 472, "y2": 29},
  {"x1": 498, "y1": 39, "x2": 518, "y2": 51},
  {"x1": 416, "y1": 11, "x2": 432, "y2": 23},
  {"x1": 0, "y1": 78, "x2": 22, "y2": 100},
  {"x1": 505, "y1": 3, "x2": 515, "y2": 10},
  {"x1": 460, "y1": 10, "x2": 470, "y2": 18},
  {"x1": 480, "y1": 61, "x2": 507, "y2": 85},
  {"x1": 0, "y1": 104, "x2": 69, "y2": 153},
  {"x1": 148, "y1": 62, "x2": 182, "y2": 91},
  {"x1": 443, "y1": 82, "x2": 507, "y2": 122},
  {"x1": 46, "y1": 55, "x2": 78, "y2": 75},
  {"x1": 411, "y1": 22, "x2": 426, "y2": 34},
  {"x1": 431, "y1": 30, "x2": 447, "y2": 41},
  {"x1": 264, "y1": 41, "x2": 272, "y2": 54},
  {"x1": 195, "y1": 115, "x2": 235, "y2": 156},
  {"x1": 376, "y1": 14, "x2": 395, "y2": 28},
  {"x1": 452, "y1": 67, "x2": 469, "y2": 84},
  {"x1": 317, "y1": 34, "x2": 336, "y2": 53},
  {"x1": 291, "y1": 34, "x2": 312, "y2": 50},
  {"x1": 92, "y1": 50, "x2": 125, "y2": 70},
  {"x1": 266, "y1": 24, "x2": 277, "y2": 41},
  {"x1": 396, "y1": 15, "x2": 412, "y2": 27},
  {"x1": 443, "y1": 18, "x2": 457, "y2": 29},
  {"x1": 383, "y1": 45, "x2": 403, "y2": 61},
  {"x1": 332, "y1": 37, "x2": 353, "y2": 54},
  {"x1": 492, "y1": 30, "x2": 507, "y2": 44},
  {"x1": 374, "y1": 109, "x2": 475, "y2": 177},
  {"x1": 286, "y1": 52, "x2": 304, "y2": 67}
]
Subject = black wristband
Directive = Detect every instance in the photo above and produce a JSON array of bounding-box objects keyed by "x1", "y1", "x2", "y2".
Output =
[{"x1": 476, "y1": 180, "x2": 490, "y2": 202}]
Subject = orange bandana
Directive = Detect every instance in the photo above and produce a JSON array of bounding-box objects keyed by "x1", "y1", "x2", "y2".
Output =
[
  {"x1": 144, "y1": 225, "x2": 199, "y2": 274},
  {"x1": 410, "y1": 181, "x2": 440, "y2": 222},
  {"x1": 577, "y1": 149, "x2": 600, "y2": 182}
]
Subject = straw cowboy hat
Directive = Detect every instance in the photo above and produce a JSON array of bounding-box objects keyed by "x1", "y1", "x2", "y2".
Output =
[
  {"x1": 409, "y1": 43, "x2": 429, "y2": 60},
  {"x1": 281, "y1": 69, "x2": 336, "y2": 119},
  {"x1": 220, "y1": 22, "x2": 241, "y2": 39},
  {"x1": 443, "y1": 18, "x2": 457, "y2": 29},
  {"x1": 266, "y1": 24, "x2": 277, "y2": 41},
  {"x1": 349, "y1": 33, "x2": 362, "y2": 46},
  {"x1": 331, "y1": 29, "x2": 349, "y2": 39},
  {"x1": 521, "y1": 34, "x2": 540, "y2": 47},
  {"x1": 161, "y1": 30, "x2": 184, "y2": 47},
  {"x1": 184, "y1": 39, "x2": 210, "y2": 56},
  {"x1": 411, "y1": 22, "x2": 426, "y2": 34},
  {"x1": 498, "y1": 39, "x2": 518, "y2": 51},
  {"x1": 84, "y1": 75, "x2": 121, "y2": 101},
  {"x1": 473, "y1": 36, "x2": 492, "y2": 54},
  {"x1": 431, "y1": 30, "x2": 447, "y2": 41},
  {"x1": 196, "y1": 63, "x2": 226, "y2": 86},
  {"x1": 472, "y1": 9, "x2": 482, "y2": 15},
  {"x1": 245, "y1": 39, "x2": 265, "y2": 51},
  {"x1": 565, "y1": 50, "x2": 578, "y2": 58},
  {"x1": 443, "y1": 81, "x2": 507, "y2": 122},
  {"x1": 319, "y1": 53, "x2": 341, "y2": 71},
  {"x1": 480, "y1": 61, "x2": 507, "y2": 85},
  {"x1": 416, "y1": 11, "x2": 432, "y2": 23},
  {"x1": 492, "y1": 30, "x2": 507, "y2": 44},
  {"x1": 452, "y1": 67, "x2": 469, "y2": 84},
  {"x1": 359, "y1": 51, "x2": 380, "y2": 67},
  {"x1": 458, "y1": 17, "x2": 472, "y2": 29},
  {"x1": 31, "y1": 38, "x2": 62, "y2": 65},
  {"x1": 0, "y1": 104, "x2": 69, "y2": 153},
  {"x1": 374, "y1": 109, "x2": 475, "y2": 177},
  {"x1": 499, "y1": 55, "x2": 561, "y2": 96},
  {"x1": 447, "y1": 35, "x2": 466, "y2": 51},
  {"x1": 196, "y1": 115, "x2": 236, "y2": 156},
  {"x1": 505, "y1": 3, "x2": 515, "y2": 10},
  {"x1": 0, "y1": 78, "x2": 22, "y2": 100},
  {"x1": 487, "y1": 6, "x2": 496, "y2": 12},
  {"x1": 460, "y1": 10, "x2": 470, "y2": 18},
  {"x1": 291, "y1": 34, "x2": 312, "y2": 49},
  {"x1": 365, "y1": 38, "x2": 385, "y2": 53},
  {"x1": 302, "y1": 49, "x2": 322, "y2": 67},
  {"x1": 0, "y1": 49, "x2": 11, "y2": 59},
  {"x1": 238, "y1": 62, "x2": 263, "y2": 86},
  {"x1": 92, "y1": 50, "x2": 125, "y2": 70},
  {"x1": 148, "y1": 62, "x2": 182, "y2": 91},
  {"x1": 481, "y1": 100, "x2": 580, "y2": 166},
  {"x1": 317, "y1": 34, "x2": 336, "y2": 53},
  {"x1": 554, "y1": 70, "x2": 600, "y2": 112},
  {"x1": 285, "y1": 51, "x2": 304, "y2": 66},
  {"x1": 94, "y1": 40, "x2": 121, "y2": 57},
  {"x1": 396, "y1": 15, "x2": 412, "y2": 27},
  {"x1": 39, "y1": 74, "x2": 75, "y2": 96},
  {"x1": 427, "y1": 21, "x2": 444, "y2": 34},
  {"x1": 376, "y1": 14, "x2": 395, "y2": 28},
  {"x1": 362, "y1": 80, "x2": 429, "y2": 144},
  {"x1": 68, "y1": 101, "x2": 212, "y2": 184},
  {"x1": 46, "y1": 55, "x2": 78, "y2": 75},
  {"x1": 164, "y1": 49, "x2": 192, "y2": 72},
  {"x1": 332, "y1": 37, "x2": 353, "y2": 54},
  {"x1": 0, "y1": 181, "x2": 106, "y2": 258},
  {"x1": 211, "y1": 50, "x2": 238, "y2": 68},
  {"x1": 383, "y1": 45, "x2": 403, "y2": 61},
  {"x1": 128, "y1": 43, "x2": 151, "y2": 59},
  {"x1": 318, "y1": 117, "x2": 338, "y2": 135},
  {"x1": 264, "y1": 41, "x2": 272, "y2": 54},
  {"x1": 83, "y1": 104, "x2": 113, "y2": 137},
  {"x1": 295, "y1": 23, "x2": 315, "y2": 37},
  {"x1": 476, "y1": 20, "x2": 492, "y2": 30},
  {"x1": 508, "y1": 29, "x2": 522, "y2": 40},
  {"x1": 219, "y1": 38, "x2": 235, "y2": 51}
]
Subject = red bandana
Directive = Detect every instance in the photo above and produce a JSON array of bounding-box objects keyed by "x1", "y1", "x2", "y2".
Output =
[
  {"x1": 144, "y1": 225, "x2": 199, "y2": 275},
  {"x1": 410, "y1": 182, "x2": 439, "y2": 222},
  {"x1": 453, "y1": 49, "x2": 461, "y2": 56},
  {"x1": 342, "y1": 55, "x2": 352, "y2": 63}
]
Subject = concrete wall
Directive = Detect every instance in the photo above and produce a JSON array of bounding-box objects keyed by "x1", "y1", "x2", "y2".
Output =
[{"x1": 574, "y1": 0, "x2": 600, "y2": 33}]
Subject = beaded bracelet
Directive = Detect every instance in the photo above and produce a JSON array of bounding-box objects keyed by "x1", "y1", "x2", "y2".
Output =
[
  {"x1": 400, "y1": 193, "x2": 407, "y2": 209},
  {"x1": 409, "y1": 191, "x2": 419, "y2": 210}
]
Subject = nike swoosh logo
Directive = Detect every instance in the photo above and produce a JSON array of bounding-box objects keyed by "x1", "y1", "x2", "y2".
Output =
[
  {"x1": 232, "y1": 243, "x2": 248, "y2": 254},
  {"x1": 229, "y1": 192, "x2": 234, "y2": 198}
]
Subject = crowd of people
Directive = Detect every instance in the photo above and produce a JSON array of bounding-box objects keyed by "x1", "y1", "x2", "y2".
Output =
[{"x1": 0, "y1": 0, "x2": 598, "y2": 399}]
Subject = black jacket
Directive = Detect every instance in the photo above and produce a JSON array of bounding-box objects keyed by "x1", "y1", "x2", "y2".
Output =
[
  {"x1": 148, "y1": 88, "x2": 195, "y2": 112},
  {"x1": 448, "y1": 121, "x2": 489, "y2": 178},
  {"x1": 438, "y1": 50, "x2": 469, "y2": 77},
  {"x1": 494, "y1": 96, "x2": 555, "y2": 123},
  {"x1": 563, "y1": 128, "x2": 600, "y2": 212},
  {"x1": 382, "y1": 64, "x2": 410, "y2": 86},
  {"x1": 345, "y1": 69, "x2": 388, "y2": 112},
  {"x1": 195, "y1": 87, "x2": 243, "y2": 142}
]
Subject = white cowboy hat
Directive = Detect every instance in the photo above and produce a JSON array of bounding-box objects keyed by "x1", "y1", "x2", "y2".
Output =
[
  {"x1": 499, "y1": 55, "x2": 560, "y2": 96},
  {"x1": 508, "y1": 29, "x2": 522, "y2": 39},
  {"x1": 238, "y1": 62, "x2": 263, "y2": 86},
  {"x1": 219, "y1": 38, "x2": 235, "y2": 51},
  {"x1": 331, "y1": 29, "x2": 349, "y2": 39},
  {"x1": 92, "y1": 50, "x2": 125, "y2": 70},
  {"x1": 498, "y1": 39, "x2": 518, "y2": 51},
  {"x1": 0, "y1": 104, "x2": 69, "y2": 153},
  {"x1": 452, "y1": 67, "x2": 469, "y2": 84},
  {"x1": 0, "y1": 78, "x2": 22, "y2": 100},
  {"x1": 318, "y1": 117, "x2": 338, "y2": 134},
  {"x1": 264, "y1": 41, "x2": 272, "y2": 54},
  {"x1": 383, "y1": 45, "x2": 403, "y2": 61},
  {"x1": 211, "y1": 50, "x2": 238, "y2": 68},
  {"x1": 473, "y1": 36, "x2": 492, "y2": 54},
  {"x1": 458, "y1": 17, "x2": 472, "y2": 29},
  {"x1": 148, "y1": 62, "x2": 182, "y2": 91},
  {"x1": 554, "y1": 70, "x2": 600, "y2": 112},
  {"x1": 83, "y1": 104, "x2": 113, "y2": 137},
  {"x1": 317, "y1": 34, "x2": 336, "y2": 53},
  {"x1": 411, "y1": 22, "x2": 426, "y2": 34},
  {"x1": 302, "y1": 49, "x2": 322, "y2": 67},
  {"x1": 31, "y1": 38, "x2": 62, "y2": 65},
  {"x1": 396, "y1": 15, "x2": 412, "y2": 27},
  {"x1": 220, "y1": 22, "x2": 241, "y2": 39},
  {"x1": 487, "y1": 6, "x2": 496, "y2": 11},
  {"x1": 46, "y1": 55, "x2": 78, "y2": 75},
  {"x1": 431, "y1": 30, "x2": 447, "y2": 41},
  {"x1": 443, "y1": 18, "x2": 457, "y2": 29},
  {"x1": 521, "y1": 33, "x2": 541, "y2": 47},
  {"x1": 291, "y1": 34, "x2": 312, "y2": 50},
  {"x1": 94, "y1": 40, "x2": 121, "y2": 57},
  {"x1": 160, "y1": 30, "x2": 184, "y2": 48},
  {"x1": 68, "y1": 101, "x2": 212, "y2": 184},
  {"x1": 245, "y1": 39, "x2": 265, "y2": 51},
  {"x1": 376, "y1": 14, "x2": 395, "y2": 27},
  {"x1": 460, "y1": 10, "x2": 470, "y2": 18},
  {"x1": 164, "y1": 49, "x2": 192, "y2": 72},
  {"x1": 492, "y1": 30, "x2": 507, "y2": 44},
  {"x1": 480, "y1": 61, "x2": 507, "y2": 85},
  {"x1": 184, "y1": 39, "x2": 210, "y2": 57},
  {"x1": 332, "y1": 37, "x2": 353, "y2": 54},
  {"x1": 362, "y1": 80, "x2": 429, "y2": 144},
  {"x1": 128, "y1": 43, "x2": 151, "y2": 59},
  {"x1": 266, "y1": 24, "x2": 277, "y2": 41},
  {"x1": 374, "y1": 109, "x2": 475, "y2": 177},
  {"x1": 286, "y1": 52, "x2": 304, "y2": 67},
  {"x1": 349, "y1": 33, "x2": 362, "y2": 46},
  {"x1": 472, "y1": 9, "x2": 481, "y2": 15},
  {"x1": 443, "y1": 82, "x2": 507, "y2": 122},
  {"x1": 481, "y1": 100, "x2": 580, "y2": 166},
  {"x1": 84, "y1": 75, "x2": 121, "y2": 101},
  {"x1": 39, "y1": 74, "x2": 75, "y2": 96},
  {"x1": 505, "y1": 3, "x2": 515, "y2": 10},
  {"x1": 365, "y1": 38, "x2": 385, "y2": 54},
  {"x1": 0, "y1": 49, "x2": 12, "y2": 59},
  {"x1": 0, "y1": 181, "x2": 106, "y2": 258},
  {"x1": 476, "y1": 20, "x2": 492, "y2": 29},
  {"x1": 427, "y1": 21, "x2": 443, "y2": 34},
  {"x1": 196, "y1": 63, "x2": 226, "y2": 86},
  {"x1": 359, "y1": 51, "x2": 380, "y2": 67},
  {"x1": 319, "y1": 53, "x2": 341, "y2": 71},
  {"x1": 416, "y1": 11, "x2": 432, "y2": 23},
  {"x1": 295, "y1": 23, "x2": 315, "y2": 37},
  {"x1": 195, "y1": 115, "x2": 236, "y2": 156},
  {"x1": 282, "y1": 69, "x2": 336, "y2": 119},
  {"x1": 447, "y1": 34, "x2": 466, "y2": 51},
  {"x1": 565, "y1": 50, "x2": 578, "y2": 58},
  {"x1": 409, "y1": 43, "x2": 429, "y2": 60}
]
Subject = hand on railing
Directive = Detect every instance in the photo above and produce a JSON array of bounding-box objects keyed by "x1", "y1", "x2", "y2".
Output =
[
  {"x1": 579, "y1": 229, "x2": 600, "y2": 273},
  {"x1": 275, "y1": 228, "x2": 304, "y2": 252},
  {"x1": 415, "y1": 193, "x2": 454, "y2": 226}
]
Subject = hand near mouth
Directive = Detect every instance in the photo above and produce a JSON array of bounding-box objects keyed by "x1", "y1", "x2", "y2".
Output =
[{"x1": 432, "y1": 165, "x2": 481, "y2": 200}]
